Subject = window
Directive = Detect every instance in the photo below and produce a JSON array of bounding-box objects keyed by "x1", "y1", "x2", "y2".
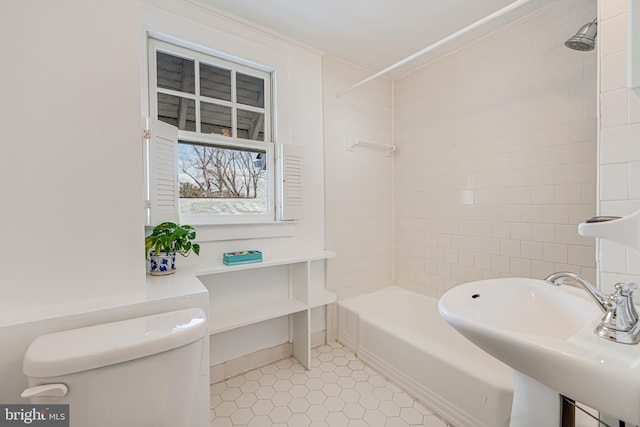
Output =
[{"x1": 147, "y1": 38, "x2": 275, "y2": 224}]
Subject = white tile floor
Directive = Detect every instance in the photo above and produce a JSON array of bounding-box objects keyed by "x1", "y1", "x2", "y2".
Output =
[{"x1": 210, "y1": 342, "x2": 451, "y2": 427}]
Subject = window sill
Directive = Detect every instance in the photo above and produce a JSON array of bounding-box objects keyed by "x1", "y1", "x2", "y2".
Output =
[{"x1": 185, "y1": 221, "x2": 296, "y2": 242}]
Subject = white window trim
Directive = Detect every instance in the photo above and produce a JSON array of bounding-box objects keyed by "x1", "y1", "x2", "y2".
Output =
[
  {"x1": 149, "y1": 37, "x2": 273, "y2": 142},
  {"x1": 147, "y1": 36, "x2": 287, "y2": 226},
  {"x1": 145, "y1": 31, "x2": 303, "y2": 232}
]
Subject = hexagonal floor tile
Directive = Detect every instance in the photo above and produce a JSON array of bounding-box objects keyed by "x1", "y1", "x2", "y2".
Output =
[{"x1": 210, "y1": 343, "x2": 451, "y2": 427}]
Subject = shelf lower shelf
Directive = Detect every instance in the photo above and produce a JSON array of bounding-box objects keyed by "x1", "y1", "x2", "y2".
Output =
[
  {"x1": 309, "y1": 289, "x2": 337, "y2": 308},
  {"x1": 209, "y1": 297, "x2": 308, "y2": 334}
]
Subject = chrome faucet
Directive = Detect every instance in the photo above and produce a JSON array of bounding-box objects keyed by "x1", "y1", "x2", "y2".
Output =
[{"x1": 545, "y1": 271, "x2": 640, "y2": 344}]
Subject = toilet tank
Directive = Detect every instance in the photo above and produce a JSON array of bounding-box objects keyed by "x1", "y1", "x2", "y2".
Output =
[{"x1": 22, "y1": 308, "x2": 207, "y2": 427}]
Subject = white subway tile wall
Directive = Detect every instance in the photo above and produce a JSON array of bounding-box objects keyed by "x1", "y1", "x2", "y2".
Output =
[
  {"x1": 598, "y1": 0, "x2": 640, "y2": 292},
  {"x1": 393, "y1": 0, "x2": 597, "y2": 297},
  {"x1": 320, "y1": 0, "x2": 640, "y2": 299},
  {"x1": 323, "y1": 56, "x2": 394, "y2": 300}
]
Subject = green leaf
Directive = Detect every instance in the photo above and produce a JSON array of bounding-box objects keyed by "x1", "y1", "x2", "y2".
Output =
[{"x1": 145, "y1": 223, "x2": 199, "y2": 259}]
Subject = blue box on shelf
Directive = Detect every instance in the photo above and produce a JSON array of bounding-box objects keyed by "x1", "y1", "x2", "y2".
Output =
[{"x1": 223, "y1": 250, "x2": 263, "y2": 266}]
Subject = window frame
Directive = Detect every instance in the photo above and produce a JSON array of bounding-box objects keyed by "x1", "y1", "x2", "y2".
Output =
[{"x1": 147, "y1": 37, "x2": 276, "y2": 225}]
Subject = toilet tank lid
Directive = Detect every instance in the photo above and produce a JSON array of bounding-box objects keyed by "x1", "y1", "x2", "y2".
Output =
[{"x1": 23, "y1": 308, "x2": 207, "y2": 378}]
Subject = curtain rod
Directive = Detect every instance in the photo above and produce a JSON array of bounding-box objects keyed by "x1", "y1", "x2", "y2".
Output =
[{"x1": 336, "y1": 0, "x2": 535, "y2": 97}]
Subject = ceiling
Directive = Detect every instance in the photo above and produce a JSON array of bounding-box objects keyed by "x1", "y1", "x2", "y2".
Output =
[{"x1": 196, "y1": 0, "x2": 557, "y2": 78}]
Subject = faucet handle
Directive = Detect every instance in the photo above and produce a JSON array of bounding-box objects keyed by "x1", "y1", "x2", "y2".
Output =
[
  {"x1": 596, "y1": 282, "x2": 640, "y2": 343},
  {"x1": 614, "y1": 282, "x2": 639, "y2": 296},
  {"x1": 605, "y1": 282, "x2": 640, "y2": 328}
]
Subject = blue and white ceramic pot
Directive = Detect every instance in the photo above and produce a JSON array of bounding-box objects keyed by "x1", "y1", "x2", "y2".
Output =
[{"x1": 149, "y1": 251, "x2": 177, "y2": 275}]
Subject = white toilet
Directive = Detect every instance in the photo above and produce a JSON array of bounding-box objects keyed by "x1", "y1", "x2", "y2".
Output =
[{"x1": 21, "y1": 308, "x2": 207, "y2": 427}]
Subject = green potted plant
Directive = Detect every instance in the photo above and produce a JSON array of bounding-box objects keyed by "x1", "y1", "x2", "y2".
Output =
[{"x1": 145, "y1": 222, "x2": 200, "y2": 275}]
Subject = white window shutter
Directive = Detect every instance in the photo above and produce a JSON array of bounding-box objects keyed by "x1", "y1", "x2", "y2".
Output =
[
  {"x1": 278, "y1": 143, "x2": 303, "y2": 221},
  {"x1": 145, "y1": 118, "x2": 179, "y2": 226}
]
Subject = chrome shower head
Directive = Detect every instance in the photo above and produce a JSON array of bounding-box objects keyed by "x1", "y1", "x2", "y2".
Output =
[{"x1": 565, "y1": 19, "x2": 598, "y2": 51}]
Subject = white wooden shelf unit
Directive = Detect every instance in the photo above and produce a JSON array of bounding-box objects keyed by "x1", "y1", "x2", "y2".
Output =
[{"x1": 195, "y1": 251, "x2": 336, "y2": 369}]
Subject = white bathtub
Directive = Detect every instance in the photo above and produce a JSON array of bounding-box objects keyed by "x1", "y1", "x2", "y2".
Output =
[{"x1": 338, "y1": 286, "x2": 513, "y2": 427}]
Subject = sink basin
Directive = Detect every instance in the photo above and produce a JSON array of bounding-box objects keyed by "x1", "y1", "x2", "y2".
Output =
[{"x1": 438, "y1": 278, "x2": 640, "y2": 424}]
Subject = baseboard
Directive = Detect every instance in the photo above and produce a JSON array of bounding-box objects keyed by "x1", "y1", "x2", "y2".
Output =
[
  {"x1": 210, "y1": 342, "x2": 292, "y2": 384},
  {"x1": 210, "y1": 330, "x2": 329, "y2": 384}
]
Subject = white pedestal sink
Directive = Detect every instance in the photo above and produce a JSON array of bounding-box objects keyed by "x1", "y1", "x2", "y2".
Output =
[
  {"x1": 510, "y1": 371, "x2": 561, "y2": 427},
  {"x1": 438, "y1": 278, "x2": 640, "y2": 426}
]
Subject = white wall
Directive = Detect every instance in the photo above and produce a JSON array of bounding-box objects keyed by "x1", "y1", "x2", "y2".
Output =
[
  {"x1": 0, "y1": 0, "x2": 211, "y2": 404},
  {"x1": 597, "y1": 0, "x2": 640, "y2": 292},
  {"x1": 0, "y1": 0, "x2": 145, "y2": 311},
  {"x1": 393, "y1": 0, "x2": 598, "y2": 297},
  {"x1": 0, "y1": 0, "x2": 329, "y2": 398},
  {"x1": 0, "y1": 0, "x2": 326, "y2": 314},
  {"x1": 323, "y1": 55, "x2": 394, "y2": 300}
]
